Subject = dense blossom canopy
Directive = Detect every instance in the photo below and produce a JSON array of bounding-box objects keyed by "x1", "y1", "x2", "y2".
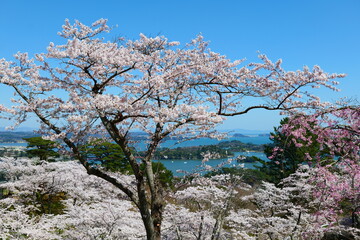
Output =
[
  {"x1": 0, "y1": 19, "x2": 345, "y2": 143},
  {"x1": 1, "y1": 157, "x2": 359, "y2": 239}
]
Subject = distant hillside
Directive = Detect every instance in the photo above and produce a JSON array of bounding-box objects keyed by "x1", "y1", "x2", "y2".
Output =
[
  {"x1": 0, "y1": 131, "x2": 39, "y2": 143},
  {"x1": 259, "y1": 133, "x2": 270, "y2": 137},
  {"x1": 232, "y1": 133, "x2": 249, "y2": 137},
  {"x1": 218, "y1": 128, "x2": 271, "y2": 135}
]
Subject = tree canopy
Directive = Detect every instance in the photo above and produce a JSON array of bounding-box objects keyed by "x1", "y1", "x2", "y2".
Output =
[
  {"x1": 23, "y1": 136, "x2": 60, "y2": 161},
  {"x1": 257, "y1": 117, "x2": 328, "y2": 184}
]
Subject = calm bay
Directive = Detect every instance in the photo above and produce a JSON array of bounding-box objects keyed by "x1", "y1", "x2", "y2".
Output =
[{"x1": 0, "y1": 135, "x2": 271, "y2": 176}]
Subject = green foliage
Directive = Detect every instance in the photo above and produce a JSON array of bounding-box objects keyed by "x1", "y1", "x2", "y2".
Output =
[
  {"x1": 217, "y1": 140, "x2": 264, "y2": 152},
  {"x1": 142, "y1": 162, "x2": 174, "y2": 188},
  {"x1": 80, "y1": 140, "x2": 174, "y2": 188},
  {"x1": 256, "y1": 118, "x2": 327, "y2": 184},
  {"x1": 237, "y1": 155, "x2": 262, "y2": 163},
  {"x1": 31, "y1": 191, "x2": 67, "y2": 216},
  {"x1": 0, "y1": 187, "x2": 11, "y2": 199},
  {"x1": 149, "y1": 141, "x2": 264, "y2": 160},
  {"x1": 2, "y1": 187, "x2": 67, "y2": 216},
  {"x1": 23, "y1": 137, "x2": 60, "y2": 161},
  {"x1": 19, "y1": 191, "x2": 68, "y2": 216},
  {"x1": 0, "y1": 170, "x2": 6, "y2": 182},
  {"x1": 79, "y1": 139, "x2": 132, "y2": 173}
]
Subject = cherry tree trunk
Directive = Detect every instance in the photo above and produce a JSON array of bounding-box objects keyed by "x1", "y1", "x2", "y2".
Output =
[
  {"x1": 139, "y1": 204, "x2": 163, "y2": 239},
  {"x1": 137, "y1": 179, "x2": 163, "y2": 240},
  {"x1": 150, "y1": 197, "x2": 163, "y2": 240}
]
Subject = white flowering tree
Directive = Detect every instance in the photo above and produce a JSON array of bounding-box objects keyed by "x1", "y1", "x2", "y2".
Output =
[
  {"x1": 2, "y1": 157, "x2": 359, "y2": 239},
  {"x1": 0, "y1": 19, "x2": 345, "y2": 239},
  {"x1": 0, "y1": 158, "x2": 145, "y2": 239}
]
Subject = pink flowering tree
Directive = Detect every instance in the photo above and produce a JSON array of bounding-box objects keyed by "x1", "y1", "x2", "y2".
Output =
[
  {"x1": 0, "y1": 19, "x2": 345, "y2": 239},
  {"x1": 257, "y1": 117, "x2": 325, "y2": 184},
  {"x1": 232, "y1": 164, "x2": 360, "y2": 239},
  {"x1": 279, "y1": 105, "x2": 360, "y2": 231}
]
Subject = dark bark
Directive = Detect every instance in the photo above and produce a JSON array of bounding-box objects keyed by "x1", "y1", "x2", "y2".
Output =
[{"x1": 99, "y1": 116, "x2": 165, "y2": 240}]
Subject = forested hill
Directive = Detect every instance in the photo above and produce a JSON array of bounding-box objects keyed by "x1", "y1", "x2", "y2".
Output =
[
  {"x1": 217, "y1": 140, "x2": 264, "y2": 152},
  {"x1": 145, "y1": 140, "x2": 265, "y2": 160}
]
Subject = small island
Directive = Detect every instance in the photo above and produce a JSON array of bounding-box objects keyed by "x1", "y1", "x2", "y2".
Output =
[
  {"x1": 236, "y1": 155, "x2": 262, "y2": 163},
  {"x1": 141, "y1": 140, "x2": 265, "y2": 160},
  {"x1": 232, "y1": 133, "x2": 249, "y2": 138}
]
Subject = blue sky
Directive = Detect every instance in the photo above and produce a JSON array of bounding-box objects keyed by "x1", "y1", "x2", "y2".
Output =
[{"x1": 0, "y1": 0, "x2": 359, "y2": 132}]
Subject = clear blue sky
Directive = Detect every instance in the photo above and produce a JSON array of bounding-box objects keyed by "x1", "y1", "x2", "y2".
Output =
[{"x1": 0, "y1": 0, "x2": 359, "y2": 132}]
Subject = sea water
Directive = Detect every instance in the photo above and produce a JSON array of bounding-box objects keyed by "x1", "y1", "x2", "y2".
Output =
[
  {"x1": 0, "y1": 136, "x2": 271, "y2": 176},
  {"x1": 156, "y1": 151, "x2": 267, "y2": 177},
  {"x1": 146, "y1": 136, "x2": 271, "y2": 176}
]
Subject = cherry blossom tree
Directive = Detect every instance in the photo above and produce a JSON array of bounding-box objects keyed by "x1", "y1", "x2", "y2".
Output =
[
  {"x1": 230, "y1": 164, "x2": 360, "y2": 239},
  {"x1": 0, "y1": 19, "x2": 346, "y2": 239},
  {"x1": 279, "y1": 105, "x2": 360, "y2": 231},
  {"x1": 165, "y1": 174, "x2": 244, "y2": 239},
  {"x1": 258, "y1": 117, "x2": 324, "y2": 184},
  {"x1": 0, "y1": 158, "x2": 145, "y2": 239}
]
